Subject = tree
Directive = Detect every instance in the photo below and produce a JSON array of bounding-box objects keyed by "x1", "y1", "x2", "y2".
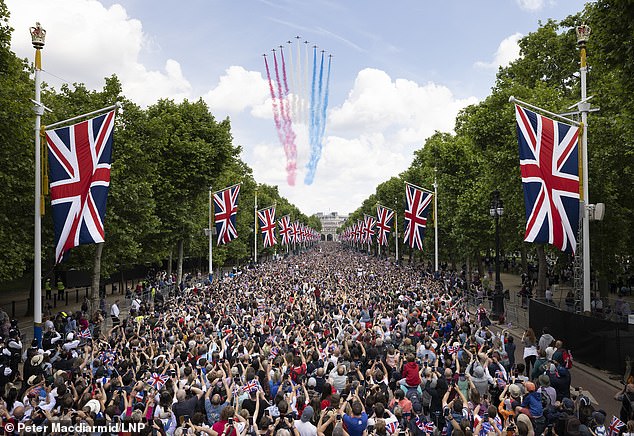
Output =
[{"x1": 0, "y1": 3, "x2": 36, "y2": 280}]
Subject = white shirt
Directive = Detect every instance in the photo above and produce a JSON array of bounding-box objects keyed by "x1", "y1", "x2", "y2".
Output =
[
  {"x1": 294, "y1": 420, "x2": 317, "y2": 436},
  {"x1": 110, "y1": 303, "x2": 120, "y2": 317}
]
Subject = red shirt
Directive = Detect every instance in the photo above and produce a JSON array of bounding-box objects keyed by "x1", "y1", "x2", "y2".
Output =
[{"x1": 402, "y1": 361, "x2": 421, "y2": 386}]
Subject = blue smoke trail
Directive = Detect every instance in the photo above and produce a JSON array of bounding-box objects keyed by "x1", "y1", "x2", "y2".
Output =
[
  {"x1": 305, "y1": 50, "x2": 325, "y2": 185},
  {"x1": 318, "y1": 54, "x2": 332, "y2": 150},
  {"x1": 308, "y1": 46, "x2": 317, "y2": 172}
]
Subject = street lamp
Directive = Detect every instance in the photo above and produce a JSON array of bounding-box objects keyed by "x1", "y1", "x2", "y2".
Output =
[
  {"x1": 490, "y1": 190, "x2": 505, "y2": 322},
  {"x1": 489, "y1": 190, "x2": 504, "y2": 292}
]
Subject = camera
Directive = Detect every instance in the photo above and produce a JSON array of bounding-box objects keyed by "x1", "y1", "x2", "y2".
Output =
[{"x1": 336, "y1": 415, "x2": 342, "y2": 421}]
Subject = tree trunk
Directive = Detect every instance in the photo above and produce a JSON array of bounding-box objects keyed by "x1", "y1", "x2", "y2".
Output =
[
  {"x1": 167, "y1": 248, "x2": 173, "y2": 278},
  {"x1": 176, "y1": 239, "x2": 184, "y2": 288},
  {"x1": 91, "y1": 243, "x2": 103, "y2": 317},
  {"x1": 521, "y1": 246, "x2": 528, "y2": 277},
  {"x1": 536, "y1": 244, "x2": 548, "y2": 298}
]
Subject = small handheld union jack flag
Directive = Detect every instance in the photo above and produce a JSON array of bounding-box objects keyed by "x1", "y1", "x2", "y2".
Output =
[
  {"x1": 415, "y1": 417, "x2": 434, "y2": 434},
  {"x1": 258, "y1": 206, "x2": 277, "y2": 248},
  {"x1": 385, "y1": 420, "x2": 398, "y2": 434},
  {"x1": 447, "y1": 344, "x2": 460, "y2": 355},
  {"x1": 403, "y1": 182, "x2": 433, "y2": 251},
  {"x1": 242, "y1": 379, "x2": 260, "y2": 393},
  {"x1": 147, "y1": 372, "x2": 169, "y2": 391},
  {"x1": 608, "y1": 416, "x2": 625, "y2": 436},
  {"x1": 46, "y1": 110, "x2": 116, "y2": 263},
  {"x1": 214, "y1": 184, "x2": 241, "y2": 245},
  {"x1": 515, "y1": 105, "x2": 580, "y2": 253},
  {"x1": 78, "y1": 329, "x2": 92, "y2": 340}
]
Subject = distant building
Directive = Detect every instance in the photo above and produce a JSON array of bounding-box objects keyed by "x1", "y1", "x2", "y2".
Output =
[{"x1": 314, "y1": 212, "x2": 348, "y2": 241}]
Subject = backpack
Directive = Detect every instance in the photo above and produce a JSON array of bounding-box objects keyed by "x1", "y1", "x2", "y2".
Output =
[
  {"x1": 540, "y1": 390, "x2": 551, "y2": 409},
  {"x1": 406, "y1": 388, "x2": 424, "y2": 411},
  {"x1": 562, "y1": 349, "x2": 573, "y2": 369}
]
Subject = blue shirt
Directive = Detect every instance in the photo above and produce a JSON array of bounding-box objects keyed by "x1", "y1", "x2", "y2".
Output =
[{"x1": 343, "y1": 412, "x2": 368, "y2": 436}]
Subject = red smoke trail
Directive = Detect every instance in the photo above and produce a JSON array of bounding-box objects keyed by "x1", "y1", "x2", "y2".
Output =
[
  {"x1": 265, "y1": 54, "x2": 295, "y2": 185},
  {"x1": 273, "y1": 50, "x2": 297, "y2": 185}
]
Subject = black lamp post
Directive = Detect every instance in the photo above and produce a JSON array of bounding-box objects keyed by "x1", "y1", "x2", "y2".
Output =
[{"x1": 489, "y1": 190, "x2": 504, "y2": 293}]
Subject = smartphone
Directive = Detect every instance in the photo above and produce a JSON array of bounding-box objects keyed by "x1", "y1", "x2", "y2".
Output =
[
  {"x1": 336, "y1": 415, "x2": 342, "y2": 421},
  {"x1": 228, "y1": 417, "x2": 234, "y2": 425}
]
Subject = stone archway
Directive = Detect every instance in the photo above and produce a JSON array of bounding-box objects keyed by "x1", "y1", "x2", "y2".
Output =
[
  {"x1": 321, "y1": 234, "x2": 326, "y2": 241},
  {"x1": 327, "y1": 234, "x2": 333, "y2": 241}
]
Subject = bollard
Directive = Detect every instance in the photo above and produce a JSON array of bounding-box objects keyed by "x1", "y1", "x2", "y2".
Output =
[
  {"x1": 65, "y1": 291, "x2": 69, "y2": 306},
  {"x1": 11, "y1": 301, "x2": 15, "y2": 318},
  {"x1": 26, "y1": 297, "x2": 31, "y2": 316},
  {"x1": 76, "y1": 289, "x2": 79, "y2": 303},
  {"x1": 53, "y1": 295, "x2": 57, "y2": 308}
]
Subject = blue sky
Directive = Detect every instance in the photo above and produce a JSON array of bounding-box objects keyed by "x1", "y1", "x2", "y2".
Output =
[{"x1": 7, "y1": 0, "x2": 585, "y2": 215}]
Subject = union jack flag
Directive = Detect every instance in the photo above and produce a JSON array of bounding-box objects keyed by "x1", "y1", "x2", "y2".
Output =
[
  {"x1": 356, "y1": 220, "x2": 363, "y2": 243},
  {"x1": 147, "y1": 372, "x2": 169, "y2": 391},
  {"x1": 385, "y1": 420, "x2": 398, "y2": 434},
  {"x1": 292, "y1": 221, "x2": 301, "y2": 244},
  {"x1": 258, "y1": 206, "x2": 277, "y2": 248},
  {"x1": 278, "y1": 215, "x2": 292, "y2": 245},
  {"x1": 46, "y1": 110, "x2": 116, "y2": 263},
  {"x1": 242, "y1": 379, "x2": 260, "y2": 393},
  {"x1": 376, "y1": 205, "x2": 395, "y2": 246},
  {"x1": 404, "y1": 182, "x2": 433, "y2": 251},
  {"x1": 608, "y1": 416, "x2": 625, "y2": 436},
  {"x1": 363, "y1": 215, "x2": 376, "y2": 244},
  {"x1": 415, "y1": 417, "x2": 434, "y2": 434},
  {"x1": 516, "y1": 105, "x2": 580, "y2": 253},
  {"x1": 98, "y1": 351, "x2": 115, "y2": 366},
  {"x1": 447, "y1": 344, "x2": 460, "y2": 354},
  {"x1": 269, "y1": 346, "x2": 280, "y2": 360},
  {"x1": 214, "y1": 184, "x2": 241, "y2": 245},
  {"x1": 78, "y1": 329, "x2": 92, "y2": 340}
]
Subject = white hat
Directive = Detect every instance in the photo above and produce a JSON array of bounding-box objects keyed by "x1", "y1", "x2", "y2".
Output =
[
  {"x1": 85, "y1": 399, "x2": 101, "y2": 414},
  {"x1": 66, "y1": 333, "x2": 74, "y2": 341},
  {"x1": 3, "y1": 367, "x2": 12, "y2": 376},
  {"x1": 31, "y1": 354, "x2": 44, "y2": 366}
]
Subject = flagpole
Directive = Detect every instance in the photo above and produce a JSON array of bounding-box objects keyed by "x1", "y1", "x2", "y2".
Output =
[
  {"x1": 576, "y1": 24, "x2": 591, "y2": 313},
  {"x1": 394, "y1": 213, "x2": 399, "y2": 263},
  {"x1": 434, "y1": 168, "x2": 439, "y2": 272},
  {"x1": 208, "y1": 186, "x2": 213, "y2": 282},
  {"x1": 30, "y1": 23, "x2": 46, "y2": 346},
  {"x1": 45, "y1": 103, "x2": 120, "y2": 130},
  {"x1": 254, "y1": 188, "x2": 258, "y2": 264}
]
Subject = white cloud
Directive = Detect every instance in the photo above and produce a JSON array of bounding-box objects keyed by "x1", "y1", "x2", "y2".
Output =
[
  {"x1": 6, "y1": 0, "x2": 191, "y2": 106},
  {"x1": 516, "y1": 0, "x2": 546, "y2": 11},
  {"x1": 474, "y1": 33, "x2": 523, "y2": 70},
  {"x1": 203, "y1": 66, "x2": 269, "y2": 114}
]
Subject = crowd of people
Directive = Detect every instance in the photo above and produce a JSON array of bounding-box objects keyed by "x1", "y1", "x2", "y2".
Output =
[{"x1": 0, "y1": 243, "x2": 631, "y2": 435}]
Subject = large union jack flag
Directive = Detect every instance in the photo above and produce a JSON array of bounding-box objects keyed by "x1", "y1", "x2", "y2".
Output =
[
  {"x1": 46, "y1": 110, "x2": 115, "y2": 263},
  {"x1": 278, "y1": 215, "x2": 291, "y2": 245},
  {"x1": 376, "y1": 205, "x2": 395, "y2": 246},
  {"x1": 363, "y1": 214, "x2": 376, "y2": 244},
  {"x1": 257, "y1": 206, "x2": 277, "y2": 248},
  {"x1": 516, "y1": 105, "x2": 580, "y2": 253},
  {"x1": 214, "y1": 184, "x2": 241, "y2": 245},
  {"x1": 404, "y1": 182, "x2": 433, "y2": 251}
]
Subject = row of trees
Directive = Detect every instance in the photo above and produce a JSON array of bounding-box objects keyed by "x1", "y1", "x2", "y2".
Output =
[
  {"x1": 0, "y1": 2, "x2": 320, "y2": 293},
  {"x1": 342, "y1": 1, "x2": 634, "y2": 296}
]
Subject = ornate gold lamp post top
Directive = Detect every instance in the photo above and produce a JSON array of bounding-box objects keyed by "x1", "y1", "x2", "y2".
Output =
[
  {"x1": 30, "y1": 22, "x2": 46, "y2": 50},
  {"x1": 575, "y1": 24, "x2": 591, "y2": 47}
]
